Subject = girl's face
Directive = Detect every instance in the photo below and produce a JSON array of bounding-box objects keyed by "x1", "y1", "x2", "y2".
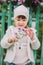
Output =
[{"x1": 14, "y1": 15, "x2": 28, "y2": 28}]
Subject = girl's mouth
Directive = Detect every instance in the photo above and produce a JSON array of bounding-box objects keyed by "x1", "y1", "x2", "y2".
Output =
[{"x1": 18, "y1": 25, "x2": 23, "y2": 27}]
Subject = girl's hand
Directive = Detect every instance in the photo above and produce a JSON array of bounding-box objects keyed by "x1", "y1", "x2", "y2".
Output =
[
  {"x1": 26, "y1": 29, "x2": 35, "y2": 40},
  {"x1": 8, "y1": 37, "x2": 18, "y2": 43}
]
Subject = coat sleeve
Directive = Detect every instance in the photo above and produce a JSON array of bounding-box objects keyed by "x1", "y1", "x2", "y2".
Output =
[
  {"x1": 30, "y1": 28, "x2": 40, "y2": 50},
  {"x1": 30, "y1": 36, "x2": 40, "y2": 50},
  {"x1": 1, "y1": 26, "x2": 14, "y2": 49}
]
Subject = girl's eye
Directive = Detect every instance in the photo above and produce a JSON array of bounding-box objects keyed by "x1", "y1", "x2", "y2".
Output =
[
  {"x1": 23, "y1": 19, "x2": 26, "y2": 21},
  {"x1": 17, "y1": 19, "x2": 20, "y2": 21}
]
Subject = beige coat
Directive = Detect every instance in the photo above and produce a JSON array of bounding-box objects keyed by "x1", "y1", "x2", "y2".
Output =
[{"x1": 1, "y1": 26, "x2": 40, "y2": 64}]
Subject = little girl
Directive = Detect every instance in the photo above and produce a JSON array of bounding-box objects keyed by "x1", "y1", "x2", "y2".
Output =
[{"x1": 1, "y1": 5, "x2": 40, "y2": 65}]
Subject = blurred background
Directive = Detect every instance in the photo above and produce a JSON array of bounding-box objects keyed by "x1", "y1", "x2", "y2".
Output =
[{"x1": 0, "y1": 0, "x2": 43, "y2": 65}]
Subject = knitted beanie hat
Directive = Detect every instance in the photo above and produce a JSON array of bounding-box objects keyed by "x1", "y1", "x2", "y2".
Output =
[{"x1": 13, "y1": 5, "x2": 29, "y2": 22}]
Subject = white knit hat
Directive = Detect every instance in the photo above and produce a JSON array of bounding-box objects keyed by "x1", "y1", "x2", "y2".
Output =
[{"x1": 13, "y1": 5, "x2": 29, "y2": 21}]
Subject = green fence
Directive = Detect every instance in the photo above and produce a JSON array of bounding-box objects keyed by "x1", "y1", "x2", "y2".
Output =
[{"x1": 0, "y1": 2, "x2": 43, "y2": 65}]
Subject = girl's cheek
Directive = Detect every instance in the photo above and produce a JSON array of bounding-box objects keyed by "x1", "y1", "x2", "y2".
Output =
[{"x1": 24, "y1": 22, "x2": 27, "y2": 26}]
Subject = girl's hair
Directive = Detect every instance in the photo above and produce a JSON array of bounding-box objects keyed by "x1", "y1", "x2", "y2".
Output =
[
  {"x1": 25, "y1": 25, "x2": 29, "y2": 28},
  {"x1": 17, "y1": 15, "x2": 26, "y2": 19}
]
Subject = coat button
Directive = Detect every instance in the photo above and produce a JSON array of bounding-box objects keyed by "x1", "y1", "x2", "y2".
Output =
[{"x1": 19, "y1": 47, "x2": 21, "y2": 49}]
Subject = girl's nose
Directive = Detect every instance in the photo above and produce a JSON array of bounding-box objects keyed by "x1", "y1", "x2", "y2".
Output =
[{"x1": 19, "y1": 19, "x2": 23, "y2": 23}]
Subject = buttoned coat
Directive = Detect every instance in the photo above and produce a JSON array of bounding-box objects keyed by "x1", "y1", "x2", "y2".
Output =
[{"x1": 1, "y1": 26, "x2": 40, "y2": 63}]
